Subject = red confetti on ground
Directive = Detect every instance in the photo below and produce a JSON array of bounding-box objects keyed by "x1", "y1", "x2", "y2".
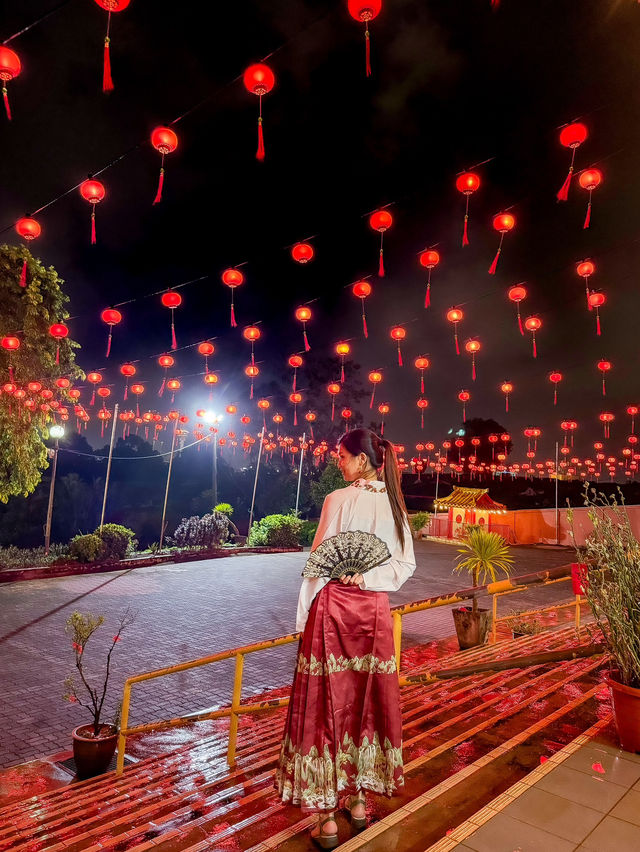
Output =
[
  {"x1": 592, "y1": 762, "x2": 605, "y2": 773},
  {"x1": 540, "y1": 755, "x2": 548, "y2": 763}
]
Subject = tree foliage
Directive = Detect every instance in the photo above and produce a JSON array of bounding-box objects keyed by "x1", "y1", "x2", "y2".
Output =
[{"x1": 0, "y1": 244, "x2": 82, "y2": 502}]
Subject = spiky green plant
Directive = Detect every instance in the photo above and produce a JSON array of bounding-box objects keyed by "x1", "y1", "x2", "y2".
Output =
[{"x1": 454, "y1": 528, "x2": 514, "y2": 614}]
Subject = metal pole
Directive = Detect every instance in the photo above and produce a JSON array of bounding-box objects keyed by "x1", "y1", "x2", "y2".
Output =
[
  {"x1": 99, "y1": 403, "x2": 119, "y2": 533},
  {"x1": 247, "y1": 427, "x2": 265, "y2": 535},
  {"x1": 213, "y1": 431, "x2": 218, "y2": 506},
  {"x1": 555, "y1": 440, "x2": 560, "y2": 545},
  {"x1": 159, "y1": 417, "x2": 179, "y2": 549},
  {"x1": 434, "y1": 464, "x2": 440, "y2": 519},
  {"x1": 44, "y1": 440, "x2": 59, "y2": 555},
  {"x1": 295, "y1": 431, "x2": 306, "y2": 515}
]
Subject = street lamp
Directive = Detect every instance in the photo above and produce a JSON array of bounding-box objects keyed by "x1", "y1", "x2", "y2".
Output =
[
  {"x1": 203, "y1": 411, "x2": 223, "y2": 505},
  {"x1": 44, "y1": 424, "x2": 65, "y2": 554}
]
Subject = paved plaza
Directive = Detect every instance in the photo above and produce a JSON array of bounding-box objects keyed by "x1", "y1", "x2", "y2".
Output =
[{"x1": 0, "y1": 541, "x2": 574, "y2": 769}]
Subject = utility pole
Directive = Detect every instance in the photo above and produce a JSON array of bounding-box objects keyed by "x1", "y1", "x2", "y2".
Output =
[
  {"x1": 248, "y1": 427, "x2": 265, "y2": 535},
  {"x1": 295, "y1": 432, "x2": 306, "y2": 515},
  {"x1": 99, "y1": 403, "x2": 119, "y2": 533},
  {"x1": 159, "y1": 416, "x2": 179, "y2": 549}
]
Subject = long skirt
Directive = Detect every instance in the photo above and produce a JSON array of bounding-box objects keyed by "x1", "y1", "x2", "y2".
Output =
[{"x1": 274, "y1": 580, "x2": 404, "y2": 812}]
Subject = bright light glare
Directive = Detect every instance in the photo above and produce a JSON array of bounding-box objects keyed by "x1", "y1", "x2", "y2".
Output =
[
  {"x1": 50, "y1": 425, "x2": 65, "y2": 438},
  {"x1": 203, "y1": 411, "x2": 223, "y2": 424}
]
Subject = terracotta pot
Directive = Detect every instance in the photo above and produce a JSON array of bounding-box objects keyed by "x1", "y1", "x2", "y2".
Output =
[
  {"x1": 608, "y1": 675, "x2": 640, "y2": 753},
  {"x1": 72, "y1": 724, "x2": 118, "y2": 779},
  {"x1": 452, "y1": 606, "x2": 491, "y2": 650}
]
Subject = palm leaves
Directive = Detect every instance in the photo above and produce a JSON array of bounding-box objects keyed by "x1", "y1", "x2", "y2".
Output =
[{"x1": 454, "y1": 527, "x2": 514, "y2": 613}]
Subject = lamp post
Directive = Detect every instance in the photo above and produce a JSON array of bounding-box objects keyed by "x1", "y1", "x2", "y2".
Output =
[
  {"x1": 44, "y1": 424, "x2": 65, "y2": 555},
  {"x1": 203, "y1": 411, "x2": 223, "y2": 506}
]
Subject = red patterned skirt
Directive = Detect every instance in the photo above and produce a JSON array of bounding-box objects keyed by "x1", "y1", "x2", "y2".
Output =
[{"x1": 275, "y1": 580, "x2": 403, "y2": 812}]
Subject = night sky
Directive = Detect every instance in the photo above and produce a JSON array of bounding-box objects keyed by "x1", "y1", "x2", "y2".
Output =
[{"x1": 2, "y1": 0, "x2": 640, "y2": 461}]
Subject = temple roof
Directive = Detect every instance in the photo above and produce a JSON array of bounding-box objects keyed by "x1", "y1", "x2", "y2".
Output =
[{"x1": 434, "y1": 487, "x2": 506, "y2": 513}]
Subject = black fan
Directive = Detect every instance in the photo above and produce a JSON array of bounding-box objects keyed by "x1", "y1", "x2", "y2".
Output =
[{"x1": 302, "y1": 530, "x2": 391, "y2": 579}]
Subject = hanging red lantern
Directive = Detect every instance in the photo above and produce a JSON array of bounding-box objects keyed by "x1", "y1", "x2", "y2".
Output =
[
  {"x1": 93, "y1": 0, "x2": 130, "y2": 92},
  {"x1": 289, "y1": 391, "x2": 302, "y2": 426},
  {"x1": 353, "y1": 280, "x2": 372, "y2": 337},
  {"x1": 291, "y1": 242, "x2": 314, "y2": 264},
  {"x1": 597, "y1": 359, "x2": 611, "y2": 396},
  {"x1": 378, "y1": 402, "x2": 390, "y2": 436},
  {"x1": 587, "y1": 291, "x2": 605, "y2": 335},
  {"x1": 390, "y1": 326, "x2": 405, "y2": 366},
  {"x1": 157, "y1": 354, "x2": 174, "y2": 396},
  {"x1": 243, "y1": 63, "x2": 275, "y2": 161},
  {"x1": 245, "y1": 363, "x2": 259, "y2": 399},
  {"x1": 1, "y1": 336, "x2": 20, "y2": 351},
  {"x1": 0, "y1": 46, "x2": 21, "y2": 121},
  {"x1": 414, "y1": 356, "x2": 429, "y2": 394},
  {"x1": 49, "y1": 323, "x2": 68, "y2": 365},
  {"x1": 458, "y1": 390, "x2": 470, "y2": 423},
  {"x1": 221, "y1": 268, "x2": 244, "y2": 328},
  {"x1": 465, "y1": 339, "x2": 481, "y2": 381},
  {"x1": 130, "y1": 382, "x2": 144, "y2": 417},
  {"x1": 120, "y1": 363, "x2": 136, "y2": 399},
  {"x1": 368, "y1": 370, "x2": 382, "y2": 409},
  {"x1": 15, "y1": 217, "x2": 41, "y2": 287},
  {"x1": 347, "y1": 0, "x2": 382, "y2": 77},
  {"x1": 97, "y1": 386, "x2": 111, "y2": 407},
  {"x1": 455, "y1": 172, "x2": 480, "y2": 247},
  {"x1": 488, "y1": 213, "x2": 515, "y2": 275},
  {"x1": 150, "y1": 126, "x2": 178, "y2": 205},
  {"x1": 446, "y1": 306, "x2": 464, "y2": 354},
  {"x1": 80, "y1": 178, "x2": 106, "y2": 244},
  {"x1": 198, "y1": 341, "x2": 215, "y2": 373},
  {"x1": 204, "y1": 372, "x2": 218, "y2": 386},
  {"x1": 161, "y1": 291, "x2": 182, "y2": 350},
  {"x1": 549, "y1": 371, "x2": 563, "y2": 406},
  {"x1": 579, "y1": 168, "x2": 602, "y2": 229},
  {"x1": 336, "y1": 341, "x2": 351, "y2": 383},
  {"x1": 257, "y1": 398, "x2": 270, "y2": 426},
  {"x1": 557, "y1": 122, "x2": 588, "y2": 201},
  {"x1": 524, "y1": 316, "x2": 541, "y2": 358},
  {"x1": 166, "y1": 378, "x2": 181, "y2": 403},
  {"x1": 507, "y1": 283, "x2": 527, "y2": 335},
  {"x1": 327, "y1": 381, "x2": 341, "y2": 421},
  {"x1": 295, "y1": 306, "x2": 312, "y2": 351},
  {"x1": 416, "y1": 397, "x2": 429, "y2": 430},
  {"x1": 288, "y1": 354, "x2": 303, "y2": 391},
  {"x1": 418, "y1": 249, "x2": 440, "y2": 308},
  {"x1": 599, "y1": 411, "x2": 614, "y2": 439},
  {"x1": 86, "y1": 372, "x2": 102, "y2": 406},
  {"x1": 341, "y1": 408, "x2": 353, "y2": 427},
  {"x1": 55, "y1": 377, "x2": 71, "y2": 390},
  {"x1": 243, "y1": 325, "x2": 261, "y2": 365},
  {"x1": 369, "y1": 210, "x2": 392, "y2": 277},
  {"x1": 500, "y1": 381, "x2": 513, "y2": 413},
  {"x1": 100, "y1": 307, "x2": 122, "y2": 357}
]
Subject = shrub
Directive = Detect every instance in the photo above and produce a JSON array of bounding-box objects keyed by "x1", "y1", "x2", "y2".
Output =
[
  {"x1": 298, "y1": 520, "x2": 319, "y2": 546},
  {"x1": 248, "y1": 513, "x2": 303, "y2": 548},
  {"x1": 410, "y1": 511, "x2": 430, "y2": 534},
  {"x1": 214, "y1": 503, "x2": 234, "y2": 517},
  {"x1": 70, "y1": 534, "x2": 105, "y2": 563},
  {"x1": 95, "y1": 524, "x2": 137, "y2": 561},
  {"x1": 0, "y1": 543, "x2": 70, "y2": 570},
  {"x1": 173, "y1": 511, "x2": 230, "y2": 549}
]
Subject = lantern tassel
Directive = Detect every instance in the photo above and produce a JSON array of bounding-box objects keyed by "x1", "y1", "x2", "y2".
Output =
[
  {"x1": 362, "y1": 307, "x2": 368, "y2": 338},
  {"x1": 421, "y1": 411, "x2": 424, "y2": 430},
  {"x1": 584, "y1": 198, "x2": 592, "y2": 229},
  {"x1": 420, "y1": 375, "x2": 424, "y2": 394},
  {"x1": 532, "y1": 335, "x2": 537, "y2": 358},
  {"x1": 293, "y1": 372, "x2": 297, "y2": 392},
  {"x1": 159, "y1": 377, "x2": 166, "y2": 397},
  {"x1": 303, "y1": 328, "x2": 310, "y2": 352},
  {"x1": 331, "y1": 400, "x2": 335, "y2": 422},
  {"x1": 256, "y1": 115, "x2": 265, "y2": 162},
  {"x1": 370, "y1": 388, "x2": 375, "y2": 409},
  {"x1": 106, "y1": 328, "x2": 112, "y2": 357},
  {"x1": 103, "y1": 36, "x2": 114, "y2": 93},
  {"x1": 462, "y1": 214, "x2": 470, "y2": 247},
  {"x1": 91, "y1": 210, "x2": 97, "y2": 245},
  {"x1": 90, "y1": 389, "x2": 96, "y2": 406},
  {"x1": 397, "y1": 344, "x2": 403, "y2": 367},
  {"x1": 365, "y1": 23, "x2": 372, "y2": 77},
  {"x1": 380, "y1": 420, "x2": 384, "y2": 436},
  {"x1": 20, "y1": 259, "x2": 27, "y2": 287},
  {"x1": 505, "y1": 396, "x2": 509, "y2": 413},
  {"x1": 488, "y1": 246, "x2": 501, "y2": 275},
  {"x1": 425, "y1": 282, "x2": 431, "y2": 308},
  {"x1": 136, "y1": 402, "x2": 140, "y2": 418},
  {"x1": 124, "y1": 383, "x2": 128, "y2": 401},
  {"x1": 554, "y1": 387, "x2": 557, "y2": 406},
  {"x1": 378, "y1": 249, "x2": 385, "y2": 277},
  {"x1": 170, "y1": 316, "x2": 177, "y2": 350},
  {"x1": 455, "y1": 332, "x2": 460, "y2": 355},
  {"x1": 596, "y1": 311, "x2": 601, "y2": 336},
  {"x1": 602, "y1": 377, "x2": 606, "y2": 396},
  {"x1": 153, "y1": 167, "x2": 165, "y2": 205},
  {"x1": 491, "y1": 0, "x2": 500, "y2": 9},
  {"x1": 250, "y1": 380, "x2": 254, "y2": 400},
  {"x1": 517, "y1": 306, "x2": 523, "y2": 335},
  {"x1": 341, "y1": 363, "x2": 345, "y2": 383},
  {"x1": 463, "y1": 404, "x2": 466, "y2": 423},
  {"x1": 9, "y1": 365, "x2": 14, "y2": 382},
  {"x1": 230, "y1": 295, "x2": 237, "y2": 328},
  {"x1": 2, "y1": 85, "x2": 11, "y2": 121},
  {"x1": 556, "y1": 167, "x2": 573, "y2": 202},
  {"x1": 294, "y1": 408, "x2": 297, "y2": 427},
  {"x1": 55, "y1": 345, "x2": 60, "y2": 365},
  {"x1": 472, "y1": 360, "x2": 476, "y2": 381}
]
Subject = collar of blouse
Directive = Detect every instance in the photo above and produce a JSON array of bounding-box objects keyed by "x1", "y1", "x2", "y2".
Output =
[{"x1": 352, "y1": 477, "x2": 387, "y2": 493}]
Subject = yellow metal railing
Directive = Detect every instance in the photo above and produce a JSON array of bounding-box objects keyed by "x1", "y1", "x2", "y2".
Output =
[{"x1": 116, "y1": 564, "x2": 582, "y2": 774}]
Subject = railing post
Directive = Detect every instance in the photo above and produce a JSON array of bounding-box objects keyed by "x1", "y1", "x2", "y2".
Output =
[
  {"x1": 392, "y1": 611, "x2": 402, "y2": 674},
  {"x1": 575, "y1": 594, "x2": 581, "y2": 630},
  {"x1": 491, "y1": 594, "x2": 498, "y2": 644},
  {"x1": 227, "y1": 652, "x2": 245, "y2": 766},
  {"x1": 116, "y1": 680, "x2": 132, "y2": 775}
]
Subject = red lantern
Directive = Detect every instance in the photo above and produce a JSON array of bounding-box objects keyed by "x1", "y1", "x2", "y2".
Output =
[
  {"x1": 465, "y1": 339, "x2": 481, "y2": 381},
  {"x1": 446, "y1": 306, "x2": 464, "y2": 355},
  {"x1": 93, "y1": 0, "x2": 130, "y2": 92},
  {"x1": 419, "y1": 249, "x2": 440, "y2": 308},
  {"x1": 130, "y1": 382, "x2": 144, "y2": 417},
  {"x1": 488, "y1": 213, "x2": 515, "y2": 275},
  {"x1": 414, "y1": 356, "x2": 429, "y2": 394},
  {"x1": 416, "y1": 397, "x2": 429, "y2": 430},
  {"x1": 627, "y1": 405, "x2": 639, "y2": 435},
  {"x1": 368, "y1": 370, "x2": 382, "y2": 409},
  {"x1": 599, "y1": 411, "x2": 614, "y2": 439},
  {"x1": 0, "y1": 46, "x2": 21, "y2": 121},
  {"x1": 458, "y1": 390, "x2": 470, "y2": 423},
  {"x1": 243, "y1": 325, "x2": 261, "y2": 366},
  {"x1": 150, "y1": 126, "x2": 178, "y2": 205},
  {"x1": 198, "y1": 341, "x2": 215, "y2": 373},
  {"x1": 341, "y1": 408, "x2": 353, "y2": 427},
  {"x1": 226, "y1": 404, "x2": 237, "y2": 415},
  {"x1": 221, "y1": 268, "x2": 244, "y2": 327},
  {"x1": 291, "y1": 242, "x2": 314, "y2": 264},
  {"x1": 295, "y1": 306, "x2": 312, "y2": 351},
  {"x1": 347, "y1": 0, "x2": 382, "y2": 77},
  {"x1": 336, "y1": 341, "x2": 351, "y2": 383},
  {"x1": 100, "y1": 307, "x2": 122, "y2": 357},
  {"x1": 576, "y1": 259, "x2": 596, "y2": 309},
  {"x1": 455, "y1": 172, "x2": 480, "y2": 247},
  {"x1": 369, "y1": 210, "x2": 392, "y2": 277},
  {"x1": 161, "y1": 291, "x2": 182, "y2": 350},
  {"x1": 327, "y1": 381, "x2": 341, "y2": 421},
  {"x1": 49, "y1": 323, "x2": 68, "y2": 365},
  {"x1": 390, "y1": 326, "x2": 406, "y2": 366},
  {"x1": 587, "y1": 291, "x2": 605, "y2": 335},
  {"x1": 1, "y1": 336, "x2": 20, "y2": 351},
  {"x1": 353, "y1": 280, "x2": 372, "y2": 337},
  {"x1": 289, "y1": 391, "x2": 302, "y2": 426},
  {"x1": 557, "y1": 122, "x2": 588, "y2": 201},
  {"x1": 120, "y1": 363, "x2": 136, "y2": 399},
  {"x1": 288, "y1": 354, "x2": 303, "y2": 391},
  {"x1": 157, "y1": 354, "x2": 174, "y2": 396},
  {"x1": 15, "y1": 217, "x2": 41, "y2": 287},
  {"x1": 80, "y1": 178, "x2": 106, "y2": 245},
  {"x1": 166, "y1": 378, "x2": 181, "y2": 403},
  {"x1": 549, "y1": 371, "x2": 563, "y2": 406},
  {"x1": 579, "y1": 168, "x2": 602, "y2": 229},
  {"x1": 243, "y1": 63, "x2": 275, "y2": 161},
  {"x1": 245, "y1": 363, "x2": 259, "y2": 399},
  {"x1": 377, "y1": 402, "x2": 390, "y2": 436},
  {"x1": 507, "y1": 283, "x2": 527, "y2": 335},
  {"x1": 524, "y1": 316, "x2": 541, "y2": 358},
  {"x1": 597, "y1": 359, "x2": 611, "y2": 397},
  {"x1": 204, "y1": 372, "x2": 218, "y2": 386},
  {"x1": 500, "y1": 381, "x2": 513, "y2": 413}
]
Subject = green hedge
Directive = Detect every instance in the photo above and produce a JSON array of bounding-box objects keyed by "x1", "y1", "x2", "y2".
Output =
[
  {"x1": 248, "y1": 514, "x2": 303, "y2": 548},
  {"x1": 95, "y1": 524, "x2": 137, "y2": 560},
  {"x1": 70, "y1": 534, "x2": 104, "y2": 563}
]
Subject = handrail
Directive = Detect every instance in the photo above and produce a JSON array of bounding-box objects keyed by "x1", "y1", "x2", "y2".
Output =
[{"x1": 116, "y1": 562, "x2": 578, "y2": 774}]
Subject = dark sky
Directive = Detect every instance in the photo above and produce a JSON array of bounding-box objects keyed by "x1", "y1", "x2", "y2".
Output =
[{"x1": 2, "y1": 0, "x2": 640, "y2": 461}]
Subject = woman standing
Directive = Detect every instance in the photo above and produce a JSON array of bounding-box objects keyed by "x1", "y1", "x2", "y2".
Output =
[{"x1": 275, "y1": 429, "x2": 416, "y2": 849}]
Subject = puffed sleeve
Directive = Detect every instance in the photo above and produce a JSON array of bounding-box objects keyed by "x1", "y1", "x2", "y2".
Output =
[{"x1": 359, "y1": 518, "x2": 416, "y2": 593}]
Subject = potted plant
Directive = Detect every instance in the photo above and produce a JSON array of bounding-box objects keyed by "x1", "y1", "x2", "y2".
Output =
[
  {"x1": 568, "y1": 488, "x2": 640, "y2": 753},
  {"x1": 506, "y1": 610, "x2": 543, "y2": 640},
  {"x1": 452, "y1": 527, "x2": 514, "y2": 649},
  {"x1": 64, "y1": 609, "x2": 135, "y2": 778},
  {"x1": 410, "y1": 511, "x2": 431, "y2": 540}
]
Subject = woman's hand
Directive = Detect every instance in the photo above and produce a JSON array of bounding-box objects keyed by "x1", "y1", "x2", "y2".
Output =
[{"x1": 339, "y1": 573, "x2": 364, "y2": 586}]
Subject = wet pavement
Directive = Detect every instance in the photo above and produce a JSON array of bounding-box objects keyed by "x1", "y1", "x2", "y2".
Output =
[{"x1": 0, "y1": 540, "x2": 574, "y2": 769}]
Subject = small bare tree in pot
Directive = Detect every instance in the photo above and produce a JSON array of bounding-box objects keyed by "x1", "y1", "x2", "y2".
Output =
[
  {"x1": 452, "y1": 527, "x2": 514, "y2": 649},
  {"x1": 568, "y1": 488, "x2": 640, "y2": 753},
  {"x1": 64, "y1": 608, "x2": 135, "y2": 778}
]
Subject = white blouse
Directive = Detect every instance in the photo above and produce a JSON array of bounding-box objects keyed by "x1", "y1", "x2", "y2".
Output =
[{"x1": 295, "y1": 478, "x2": 416, "y2": 631}]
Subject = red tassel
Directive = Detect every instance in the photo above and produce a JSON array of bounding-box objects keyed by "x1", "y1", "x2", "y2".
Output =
[
  {"x1": 420, "y1": 375, "x2": 424, "y2": 395},
  {"x1": 421, "y1": 411, "x2": 424, "y2": 430},
  {"x1": 472, "y1": 360, "x2": 476, "y2": 381},
  {"x1": 370, "y1": 389, "x2": 375, "y2": 409},
  {"x1": 91, "y1": 211, "x2": 97, "y2": 245},
  {"x1": 462, "y1": 215, "x2": 470, "y2": 247},
  {"x1": 250, "y1": 381, "x2": 254, "y2": 400},
  {"x1": 170, "y1": 318, "x2": 177, "y2": 350},
  {"x1": 103, "y1": 37, "x2": 114, "y2": 93},
  {"x1": 9, "y1": 365, "x2": 14, "y2": 382},
  {"x1": 341, "y1": 364, "x2": 345, "y2": 383},
  {"x1": 294, "y1": 408, "x2": 297, "y2": 426},
  {"x1": 159, "y1": 377, "x2": 165, "y2": 397},
  {"x1": 256, "y1": 116, "x2": 265, "y2": 161},
  {"x1": 19, "y1": 259, "x2": 27, "y2": 287},
  {"x1": 136, "y1": 402, "x2": 140, "y2": 418},
  {"x1": 517, "y1": 308, "x2": 523, "y2": 335},
  {"x1": 554, "y1": 387, "x2": 557, "y2": 406},
  {"x1": 532, "y1": 336, "x2": 537, "y2": 358},
  {"x1": 596, "y1": 312, "x2": 601, "y2": 336},
  {"x1": 455, "y1": 334, "x2": 460, "y2": 355},
  {"x1": 362, "y1": 310, "x2": 368, "y2": 338},
  {"x1": 505, "y1": 396, "x2": 509, "y2": 413},
  {"x1": 488, "y1": 247, "x2": 500, "y2": 275},
  {"x1": 2, "y1": 85, "x2": 11, "y2": 120},
  {"x1": 583, "y1": 200, "x2": 592, "y2": 229},
  {"x1": 365, "y1": 24, "x2": 372, "y2": 77},
  {"x1": 303, "y1": 329, "x2": 310, "y2": 352},
  {"x1": 55, "y1": 345, "x2": 60, "y2": 365},
  {"x1": 331, "y1": 400, "x2": 335, "y2": 422},
  {"x1": 602, "y1": 378, "x2": 606, "y2": 397},
  {"x1": 463, "y1": 405, "x2": 466, "y2": 423},
  {"x1": 124, "y1": 383, "x2": 128, "y2": 401},
  {"x1": 153, "y1": 168, "x2": 165, "y2": 205},
  {"x1": 378, "y1": 249, "x2": 385, "y2": 277},
  {"x1": 293, "y1": 372, "x2": 297, "y2": 392},
  {"x1": 397, "y1": 345, "x2": 403, "y2": 367},
  {"x1": 556, "y1": 169, "x2": 572, "y2": 202},
  {"x1": 380, "y1": 420, "x2": 384, "y2": 436},
  {"x1": 106, "y1": 329, "x2": 112, "y2": 357},
  {"x1": 230, "y1": 301, "x2": 237, "y2": 328},
  {"x1": 425, "y1": 283, "x2": 431, "y2": 308},
  {"x1": 90, "y1": 389, "x2": 96, "y2": 406}
]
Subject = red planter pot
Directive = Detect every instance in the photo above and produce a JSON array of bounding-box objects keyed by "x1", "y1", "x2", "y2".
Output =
[
  {"x1": 72, "y1": 724, "x2": 118, "y2": 779},
  {"x1": 608, "y1": 675, "x2": 640, "y2": 753}
]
